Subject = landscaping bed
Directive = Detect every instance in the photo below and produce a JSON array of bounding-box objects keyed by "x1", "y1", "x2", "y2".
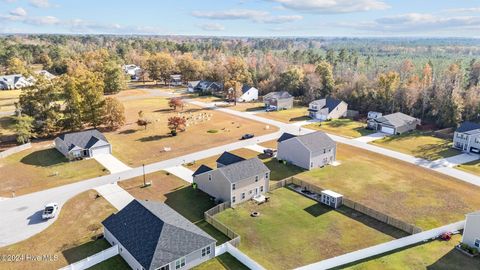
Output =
[{"x1": 305, "y1": 119, "x2": 373, "y2": 138}]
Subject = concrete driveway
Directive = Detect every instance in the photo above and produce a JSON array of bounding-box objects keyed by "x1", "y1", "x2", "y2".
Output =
[
  {"x1": 94, "y1": 154, "x2": 131, "y2": 174},
  {"x1": 164, "y1": 165, "x2": 194, "y2": 183},
  {"x1": 429, "y1": 153, "x2": 479, "y2": 168},
  {"x1": 95, "y1": 183, "x2": 134, "y2": 210},
  {"x1": 353, "y1": 132, "x2": 388, "y2": 143},
  {"x1": 244, "y1": 144, "x2": 269, "y2": 153}
]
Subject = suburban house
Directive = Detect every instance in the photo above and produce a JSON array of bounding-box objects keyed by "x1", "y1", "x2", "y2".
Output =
[
  {"x1": 462, "y1": 211, "x2": 480, "y2": 252},
  {"x1": 453, "y1": 121, "x2": 480, "y2": 154},
  {"x1": 194, "y1": 80, "x2": 223, "y2": 94},
  {"x1": 102, "y1": 200, "x2": 216, "y2": 270},
  {"x1": 54, "y1": 129, "x2": 112, "y2": 160},
  {"x1": 277, "y1": 131, "x2": 336, "y2": 170},
  {"x1": 308, "y1": 97, "x2": 348, "y2": 121},
  {"x1": 187, "y1": 81, "x2": 200, "y2": 92},
  {"x1": 0, "y1": 74, "x2": 33, "y2": 90},
  {"x1": 35, "y1": 70, "x2": 56, "y2": 80},
  {"x1": 367, "y1": 112, "x2": 420, "y2": 135},
  {"x1": 216, "y1": 151, "x2": 245, "y2": 167},
  {"x1": 170, "y1": 74, "x2": 182, "y2": 86},
  {"x1": 237, "y1": 85, "x2": 259, "y2": 102},
  {"x1": 367, "y1": 111, "x2": 383, "y2": 120},
  {"x1": 193, "y1": 155, "x2": 270, "y2": 205},
  {"x1": 263, "y1": 91, "x2": 294, "y2": 111},
  {"x1": 122, "y1": 64, "x2": 141, "y2": 80}
]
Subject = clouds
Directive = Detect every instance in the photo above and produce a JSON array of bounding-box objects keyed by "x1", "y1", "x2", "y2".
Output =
[
  {"x1": 199, "y1": 23, "x2": 225, "y2": 31},
  {"x1": 9, "y1": 7, "x2": 26, "y2": 17},
  {"x1": 268, "y1": 0, "x2": 389, "y2": 14},
  {"x1": 29, "y1": 0, "x2": 51, "y2": 8},
  {"x1": 191, "y1": 9, "x2": 302, "y2": 24}
]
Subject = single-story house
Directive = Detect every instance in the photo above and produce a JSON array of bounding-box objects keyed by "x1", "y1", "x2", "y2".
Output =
[
  {"x1": 308, "y1": 97, "x2": 348, "y2": 121},
  {"x1": 102, "y1": 200, "x2": 216, "y2": 270},
  {"x1": 277, "y1": 131, "x2": 336, "y2": 170},
  {"x1": 453, "y1": 121, "x2": 480, "y2": 154},
  {"x1": 194, "y1": 80, "x2": 223, "y2": 94},
  {"x1": 0, "y1": 74, "x2": 33, "y2": 90},
  {"x1": 54, "y1": 129, "x2": 111, "y2": 160},
  {"x1": 123, "y1": 64, "x2": 141, "y2": 80},
  {"x1": 237, "y1": 85, "x2": 259, "y2": 102},
  {"x1": 170, "y1": 74, "x2": 182, "y2": 86},
  {"x1": 462, "y1": 211, "x2": 480, "y2": 252},
  {"x1": 187, "y1": 81, "x2": 200, "y2": 92},
  {"x1": 263, "y1": 91, "x2": 294, "y2": 111},
  {"x1": 193, "y1": 155, "x2": 270, "y2": 205},
  {"x1": 367, "y1": 112, "x2": 420, "y2": 135}
]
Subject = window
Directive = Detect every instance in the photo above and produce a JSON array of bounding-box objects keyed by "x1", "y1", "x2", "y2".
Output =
[
  {"x1": 249, "y1": 190, "x2": 252, "y2": 194},
  {"x1": 202, "y1": 246, "x2": 211, "y2": 257},
  {"x1": 175, "y1": 257, "x2": 186, "y2": 269},
  {"x1": 265, "y1": 173, "x2": 269, "y2": 179},
  {"x1": 232, "y1": 196, "x2": 236, "y2": 203},
  {"x1": 232, "y1": 184, "x2": 236, "y2": 190},
  {"x1": 208, "y1": 174, "x2": 212, "y2": 181},
  {"x1": 476, "y1": 138, "x2": 480, "y2": 144},
  {"x1": 159, "y1": 265, "x2": 170, "y2": 270},
  {"x1": 260, "y1": 186, "x2": 264, "y2": 192},
  {"x1": 475, "y1": 239, "x2": 480, "y2": 248},
  {"x1": 241, "y1": 193, "x2": 245, "y2": 199},
  {"x1": 255, "y1": 176, "x2": 259, "y2": 182}
]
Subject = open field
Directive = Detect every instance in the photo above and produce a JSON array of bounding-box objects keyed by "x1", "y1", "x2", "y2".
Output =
[
  {"x1": 305, "y1": 119, "x2": 373, "y2": 138},
  {"x1": 110, "y1": 89, "x2": 148, "y2": 98},
  {"x1": 218, "y1": 102, "x2": 265, "y2": 112},
  {"x1": 0, "y1": 142, "x2": 107, "y2": 197},
  {"x1": 343, "y1": 234, "x2": 480, "y2": 270},
  {"x1": 106, "y1": 97, "x2": 276, "y2": 166},
  {"x1": 0, "y1": 190, "x2": 116, "y2": 270},
  {"x1": 118, "y1": 171, "x2": 229, "y2": 243},
  {"x1": 0, "y1": 90, "x2": 20, "y2": 112},
  {"x1": 297, "y1": 144, "x2": 480, "y2": 230},
  {"x1": 216, "y1": 188, "x2": 397, "y2": 270},
  {"x1": 193, "y1": 253, "x2": 250, "y2": 270},
  {"x1": 371, "y1": 131, "x2": 460, "y2": 161},
  {"x1": 257, "y1": 106, "x2": 309, "y2": 123}
]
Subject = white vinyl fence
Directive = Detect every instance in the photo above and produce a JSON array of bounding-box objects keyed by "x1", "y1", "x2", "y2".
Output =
[
  {"x1": 59, "y1": 245, "x2": 119, "y2": 270},
  {"x1": 296, "y1": 220, "x2": 465, "y2": 270},
  {"x1": 0, "y1": 143, "x2": 31, "y2": 158},
  {"x1": 216, "y1": 242, "x2": 266, "y2": 270}
]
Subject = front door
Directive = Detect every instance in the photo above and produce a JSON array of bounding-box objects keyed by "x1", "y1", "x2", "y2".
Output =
[{"x1": 255, "y1": 188, "x2": 259, "y2": 195}]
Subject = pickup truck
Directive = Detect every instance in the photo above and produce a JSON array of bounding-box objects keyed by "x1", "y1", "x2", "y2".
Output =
[{"x1": 42, "y1": 203, "x2": 59, "y2": 220}]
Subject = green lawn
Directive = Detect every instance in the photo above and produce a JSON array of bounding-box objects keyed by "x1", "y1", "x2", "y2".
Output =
[
  {"x1": 457, "y1": 160, "x2": 480, "y2": 176},
  {"x1": 215, "y1": 188, "x2": 395, "y2": 270},
  {"x1": 305, "y1": 119, "x2": 373, "y2": 138},
  {"x1": 297, "y1": 144, "x2": 480, "y2": 230},
  {"x1": 342, "y1": 234, "x2": 480, "y2": 270},
  {"x1": 371, "y1": 131, "x2": 460, "y2": 161},
  {"x1": 193, "y1": 253, "x2": 250, "y2": 270},
  {"x1": 88, "y1": 255, "x2": 131, "y2": 270},
  {"x1": 258, "y1": 106, "x2": 309, "y2": 123},
  {"x1": 263, "y1": 158, "x2": 305, "y2": 181}
]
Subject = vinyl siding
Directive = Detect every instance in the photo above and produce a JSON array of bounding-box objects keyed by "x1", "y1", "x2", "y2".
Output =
[
  {"x1": 463, "y1": 215, "x2": 480, "y2": 251},
  {"x1": 277, "y1": 139, "x2": 311, "y2": 170},
  {"x1": 193, "y1": 172, "x2": 231, "y2": 203}
]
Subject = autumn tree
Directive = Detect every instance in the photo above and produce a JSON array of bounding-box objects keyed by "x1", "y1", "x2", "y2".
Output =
[
  {"x1": 168, "y1": 97, "x2": 184, "y2": 111},
  {"x1": 146, "y1": 52, "x2": 175, "y2": 84},
  {"x1": 103, "y1": 97, "x2": 126, "y2": 130},
  {"x1": 224, "y1": 56, "x2": 252, "y2": 104},
  {"x1": 431, "y1": 64, "x2": 464, "y2": 127},
  {"x1": 13, "y1": 115, "x2": 34, "y2": 144},
  {"x1": 377, "y1": 71, "x2": 400, "y2": 113},
  {"x1": 103, "y1": 60, "x2": 127, "y2": 94},
  {"x1": 137, "y1": 110, "x2": 149, "y2": 130},
  {"x1": 78, "y1": 71, "x2": 106, "y2": 128},
  {"x1": 7, "y1": 57, "x2": 29, "y2": 75},
  {"x1": 168, "y1": 116, "x2": 186, "y2": 136},
  {"x1": 315, "y1": 61, "x2": 335, "y2": 97},
  {"x1": 177, "y1": 53, "x2": 205, "y2": 82},
  {"x1": 278, "y1": 67, "x2": 304, "y2": 96}
]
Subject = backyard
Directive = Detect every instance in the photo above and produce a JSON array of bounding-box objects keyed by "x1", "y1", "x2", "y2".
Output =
[
  {"x1": 215, "y1": 188, "x2": 398, "y2": 270},
  {"x1": 257, "y1": 106, "x2": 309, "y2": 123},
  {"x1": 305, "y1": 119, "x2": 373, "y2": 138},
  {"x1": 193, "y1": 253, "x2": 250, "y2": 270},
  {"x1": 297, "y1": 143, "x2": 480, "y2": 230},
  {"x1": 371, "y1": 131, "x2": 460, "y2": 161},
  {"x1": 0, "y1": 142, "x2": 107, "y2": 197},
  {"x1": 105, "y1": 97, "x2": 275, "y2": 166},
  {"x1": 343, "y1": 234, "x2": 480, "y2": 270},
  {"x1": 0, "y1": 190, "x2": 117, "y2": 270}
]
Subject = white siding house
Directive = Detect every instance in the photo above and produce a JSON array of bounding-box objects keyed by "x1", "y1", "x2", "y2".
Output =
[
  {"x1": 237, "y1": 85, "x2": 259, "y2": 102},
  {"x1": 462, "y1": 212, "x2": 480, "y2": 252}
]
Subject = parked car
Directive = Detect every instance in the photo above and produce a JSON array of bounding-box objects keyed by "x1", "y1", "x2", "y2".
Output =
[
  {"x1": 266, "y1": 106, "x2": 277, "y2": 112},
  {"x1": 263, "y1": 148, "x2": 277, "y2": 157},
  {"x1": 42, "y1": 203, "x2": 59, "y2": 220},
  {"x1": 241, "y1": 134, "x2": 254, "y2": 140}
]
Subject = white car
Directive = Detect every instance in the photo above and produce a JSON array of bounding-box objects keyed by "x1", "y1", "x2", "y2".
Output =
[{"x1": 42, "y1": 203, "x2": 59, "y2": 220}]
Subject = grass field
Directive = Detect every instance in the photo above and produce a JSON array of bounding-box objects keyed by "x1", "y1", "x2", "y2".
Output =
[
  {"x1": 106, "y1": 97, "x2": 275, "y2": 166},
  {"x1": 218, "y1": 102, "x2": 265, "y2": 112},
  {"x1": 371, "y1": 131, "x2": 460, "y2": 161},
  {"x1": 0, "y1": 190, "x2": 116, "y2": 270},
  {"x1": 297, "y1": 143, "x2": 480, "y2": 230},
  {"x1": 118, "y1": 171, "x2": 229, "y2": 243},
  {"x1": 0, "y1": 90, "x2": 20, "y2": 112},
  {"x1": 457, "y1": 160, "x2": 480, "y2": 176},
  {"x1": 193, "y1": 253, "x2": 250, "y2": 270},
  {"x1": 259, "y1": 139, "x2": 278, "y2": 149},
  {"x1": 257, "y1": 106, "x2": 309, "y2": 123},
  {"x1": 215, "y1": 188, "x2": 396, "y2": 270},
  {"x1": 305, "y1": 119, "x2": 374, "y2": 138},
  {"x1": 343, "y1": 234, "x2": 480, "y2": 270},
  {"x1": 0, "y1": 142, "x2": 107, "y2": 197}
]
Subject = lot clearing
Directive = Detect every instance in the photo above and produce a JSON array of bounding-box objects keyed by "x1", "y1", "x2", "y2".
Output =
[
  {"x1": 305, "y1": 119, "x2": 373, "y2": 138},
  {"x1": 0, "y1": 190, "x2": 116, "y2": 270},
  {"x1": 106, "y1": 97, "x2": 275, "y2": 167},
  {"x1": 344, "y1": 234, "x2": 480, "y2": 270},
  {"x1": 371, "y1": 131, "x2": 460, "y2": 161},
  {"x1": 215, "y1": 188, "x2": 400, "y2": 270},
  {"x1": 0, "y1": 141, "x2": 107, "y2": 197},
  {"x1": 297, "y1": 143, "x2": 480, "y2": 230}
]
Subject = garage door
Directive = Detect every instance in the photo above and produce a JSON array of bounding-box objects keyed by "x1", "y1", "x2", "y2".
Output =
[
  {"x1": 90, "y1": 145, "x2": 111, "y2": 156},
  {"x1": 381, "y1": 126, "x2": 395, "y2": 134}
]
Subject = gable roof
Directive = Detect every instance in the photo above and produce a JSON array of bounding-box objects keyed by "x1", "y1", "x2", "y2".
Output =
[
  {"x1": 216, "y1": 151, "x2": 245, "y2": 166},
  {"x1": 263, "y1": 91, "x2": 293, "y2": 100},
  {"x1": 456, "y1": 121, "x2": 480, "y2": 133},
  {"x1": 277, "y1": 132, "x2": 297, "y2": 143},
  {"x1": 57, "y1": 129, "x2": 109, "y2": 151},
  {"x1": 241, "y1": 85, "x2": 257, "y2": 94},
  {"x1": 217, "y1": 158, "x2": 270, "y2": 183},
  {"x1": 102, "y1": 200, "x2": 216, "y2": 270},
  {"x1": 310, "y1": 97, "x2": 344, "y2": 112},
  {"x1": 373, "y1": 112, "x2": 418, "y2": 128},
  {"x1": 293, "y1": 131, "x2": 336, "y2": 154},
  {"x1": 192, "y1": 165, "x2": 213, "y2": 177}
]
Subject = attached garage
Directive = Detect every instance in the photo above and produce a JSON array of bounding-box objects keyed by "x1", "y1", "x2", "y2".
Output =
[
  {"x1": 90, "y1": 145, "x2": 111, "y2": 156},
  {"x1": 54, "y1": 129, "x2": 112, "y2": 160},
  {"x1": 380, "y1": 126, "x2": 395, "y2": 135}
]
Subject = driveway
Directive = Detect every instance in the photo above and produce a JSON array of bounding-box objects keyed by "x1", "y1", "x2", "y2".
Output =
[
  {"x1": 95, "y1": 183, "x2": 134, "y2": 210},
  {"x1": 244, "y1": 144, "x2": 269, "y2": 153},
  {"x1": 164, "y1": 165, "x2": 194, "y2": 183},
  {"x1": 429, "y1": 153, "x2": 479, "y2": 168},
  {"x1": 353, "y1": 132, "x2": 388, "y2": 143},
  {"x1": 94, "y1": 154, "x2": 131, "y2": 174}
]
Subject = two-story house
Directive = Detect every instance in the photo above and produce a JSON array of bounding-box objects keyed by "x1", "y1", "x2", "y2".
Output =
[
  {"x1": 453, "y1": 121, "x2": 480, "y2": 154},
  {"x1": 308, "y1": 97, "x2": 348, "y2": 121},
  {"x1": 263, "y1": 91, "x2": 294, "y2": 111},
  {"x1": 192, "y1": 154, "x2": 270, "y2": 205}
]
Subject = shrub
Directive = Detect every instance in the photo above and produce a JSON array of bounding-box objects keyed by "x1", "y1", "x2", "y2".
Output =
[{"x1": 207, "y1": 129, "x2": 218, "y2": 133}]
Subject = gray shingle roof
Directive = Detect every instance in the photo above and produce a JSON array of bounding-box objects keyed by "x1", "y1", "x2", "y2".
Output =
[
  {"x1": 102, "y1": 200, "x2": 216, "y2": 270},
  {"x1": 291, "y1": 131, "x2": 336, "y2": 154},
  {"x1": 218, "y1": 158, "x2": 270, "y2": 184},
  {"x1": 457, "y1": 121, "x2": 480, "y2": 133},
  {"x1": 216, "y1": 151, "x2": 245, "y2": 166},
  {"x1": 374, "y1": 112, "x2": 418, "y2": 128},
  {"x1": 310, "y1": 97, "x2": 343, "y2": 112},
  {"x1": 263, "y1": 91, "x2": 293, "y2": 100},
  {"x1": 192, "y1": 165, "x2": 213, "y2": 177},
  {"x1": 277, "y1": 132, "x2": 297, "y2": 143},
  {"x1": 57, "y1": 129, "x2": 109, "y2": 151}
]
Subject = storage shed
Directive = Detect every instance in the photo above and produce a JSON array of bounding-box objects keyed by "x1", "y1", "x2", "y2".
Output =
[{"x1": 320, "y1": 190, "x2": 343, "y2": 209}]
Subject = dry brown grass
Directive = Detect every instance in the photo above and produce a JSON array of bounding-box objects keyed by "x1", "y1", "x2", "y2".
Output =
[
  {"x1": 0, "y1": 142, "x2": 107, "y2": 197},
  {"x1": 257, "y1": 107, "x2": 309, "y2": 123},
  {"x1": 106, "y1": 97, "x2": 276, "y2": 166},
  {"x1": 259, "y1": 139, "x2": 278, "y2": 149},
  {"x1": 0, "y1": 190, "x2": 116, "y2": 270}
]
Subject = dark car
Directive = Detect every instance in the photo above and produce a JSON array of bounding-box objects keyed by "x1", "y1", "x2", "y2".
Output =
[
  {"x1": 241, "y1": 134, "x2": 254, "y2": 140},
  {"x1": 263, "y1": 148, "x2": 277, "y2": 157}
]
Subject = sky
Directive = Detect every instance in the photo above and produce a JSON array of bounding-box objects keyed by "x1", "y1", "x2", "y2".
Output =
[{"x1": 1, "y1": 0, "x2": 480, "y2": 37}]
